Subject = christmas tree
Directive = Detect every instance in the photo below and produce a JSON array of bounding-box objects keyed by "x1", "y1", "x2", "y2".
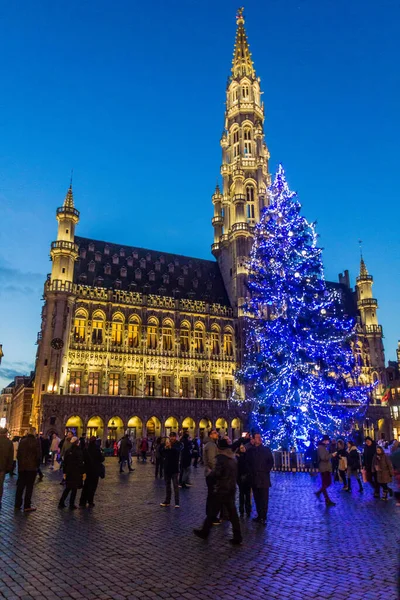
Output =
[{"x1": 238, "y1": 165, "x2": 369, "y2": 450}]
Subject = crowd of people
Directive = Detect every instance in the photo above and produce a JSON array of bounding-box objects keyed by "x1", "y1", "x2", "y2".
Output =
[{"x1": 0, "y1": 426, "x2": 399, "y2": 545}]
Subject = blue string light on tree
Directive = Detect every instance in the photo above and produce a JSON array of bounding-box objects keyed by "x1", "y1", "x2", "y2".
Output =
[{"x1": 236, "y1": 165, "x2": 370, "y2": 450}]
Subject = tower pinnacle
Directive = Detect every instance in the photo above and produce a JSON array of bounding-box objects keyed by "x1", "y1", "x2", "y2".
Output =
[
  {"x1": 359, "y1": 256, "x2": 369, "y2": 278},
  {"x1": 63, "y1": 183, "x2": 74, "y2": 209},
  {"x1": 231, "y1": 7, "x2": 256, "y2": 80}
]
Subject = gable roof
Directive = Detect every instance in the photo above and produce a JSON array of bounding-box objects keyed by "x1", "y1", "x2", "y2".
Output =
[{"x1": 74, "y1": 236, "x2": 231, "y2": 307}]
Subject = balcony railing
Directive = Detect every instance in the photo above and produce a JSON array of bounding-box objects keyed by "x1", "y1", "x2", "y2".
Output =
[
  {"x1": 51, "y1": 240, "x2": 79, "y2": 252},
  {"x1": 56, "y1": 206, "x2": 80, "y2": 219},
  {"x1": 212, "y1": 216, "x2": 224, "y2": 226},
  {"x1": 358, "y1": 298, "x2": 378, "y2": 308},
  {"x1": 364, "y1": 325, "x2": 383, "y2": 334}
]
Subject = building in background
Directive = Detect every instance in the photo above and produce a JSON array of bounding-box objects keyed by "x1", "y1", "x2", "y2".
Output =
[
  {"x1": 8, "y1": 374, "x2": 34, "y2": 436},
  {"x1": 29, "y1": 9, "x2": 391, "y2": 444},
  {"x1": 0, "y1": 382, "x2": 14, "y2": 429}
]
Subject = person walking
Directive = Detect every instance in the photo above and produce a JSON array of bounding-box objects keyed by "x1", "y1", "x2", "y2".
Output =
[
  {"x1": 154, "y1": 437, "x2": 164, "y2": 479},
  {"x1": 363, "y1": 437, "x2": 379, "y2": 497},
  {"x1": 15, "y1": 429, "x2": 41, "y2": 512},
  {"x1": 140, "y1": 437, "x2": 149, "y2": 463},
  {"x1": 236, "y1": 443, "x2": 251, "y2": 517},
  {"x1": 314, "y1": 435, "x2": 336, "y2": 507},
  {"x1": 346, "y1": 441, "x2": 363, "y2": 493},
  {"x1": 203, "y1": 429, "x2": 220, "y2": 524},
  {"x1": 336, "y1": 439, "x2": 348, "y2": 489},
  {"x1": 192, "y1": 438, "x2": 200, "y2": 468},
  {"x1": 179, "y1": 433, "x2": 192, "y2": 488},
  {"x1": 59, "y1": 431, "x2": 73, "y2": 484},
  {"x1": 119, "y1": 434, "x2": 134, "y2": 473},
  {"x1": 390, "y1": 446, "x2": 400, "y2": 506},
  {"x1": 193, "y1": 438, "x2": 242, "y2": 545},
  {"x1": 58, "y1": 437, "x2": 86, "y2": 510},
  {"x1": 0, "y1": 428, "x2": 14, "y2": 509},
  {"x1": 160, "y1": 432, "x2": 182, "y2": 508},
  {"x1": 372, "y1": 445, "x2": 394, "y2": 501},
  {"x1": 49, "y1": 433, "x2": 60, "y2": 469},
  {"x1": 79, "y1": 436, "x2": 104, "y2": 508},
  {"x1": 330, "y1": 438, "x2": 339, "y2": 482},
  {"x1": 246, "y1": 433, "x2": 274, "y2": 524},
  {"x1": 10, "y1": 436, "x2": 19, "y2": 476}
]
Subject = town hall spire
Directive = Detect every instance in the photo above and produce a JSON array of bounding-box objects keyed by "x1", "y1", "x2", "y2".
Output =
[{"x1": 231, "y1": 7, "x2": 256, "y2": 79}]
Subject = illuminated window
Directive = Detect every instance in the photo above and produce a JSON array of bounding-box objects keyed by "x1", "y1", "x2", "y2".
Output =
[
  {"x1": 232, "y1": 129, "x2": 239, "y2": 158},
  {"x1": 194, "y1": 324, "x2": 204, "y2": 353},
  {"x1": 247, "y1": 204, "x2": 255, "y2": 219},
  {"x1": 180, "y1": 324, "x2": 190, "y2": 352},
  {"x1": 127, "y1": 374, "x2": 137, "y2": 396},
  {"x1": 194, "y1": 377, "x2": 203, "y2": 398},
  {"x1": 211, "y1": 379, "x2": 220, "y2": 399},
  {"x1": 242, "y1": 85, "x2": 249, "y2": 98},
  {"x1": 226, "y1": 380, "x2": 234, "y2": 399},
  {"x1": 162, "y1": 323, "x2": 173, "y2": 351},
  {"x1": 224, "y1": 332, "x2": 233, "y2": 356},
  {"x1": 145, "y1": 375, "x2": 155, "y2": 397},
  {"x1": 162, "y1": 376, "x2": 171, "y2": 397},
  {"x1": 109, "y1": 373, "x2": 120, "y2": 396},
  {"x1": 243, "y1": 128, "x2": 252, "y2": 155},
  {"x1": 73, "y1": 313, "x2": 86, "y2": 343},
  {"x1": 147, "y1": 321, "x2": 158, "y2": 350},
  {"x1": 88, "y1": 372, "x2": 100, "y2": 395},
  {"x1": 128, "y1": 319, "x2": 140, "y2": 348},
  {"x1": 211, "y1": 330, "x2": 220, "y2": 355},
  {"x1": 92, "y1": 314, "x2": 104, "y2": 344},
  {"x1": 246, "y1": 186, "x2": 255, "y2": 202},
  {"x1": 69, "y1": 371, "x2": 81, "y2": 394},
  {"x1": 180, "y1": 377, "x2": 189, "y2": 397},
  {"x1": 111, "y1": 316, "x2": 123, "y2": 346}
]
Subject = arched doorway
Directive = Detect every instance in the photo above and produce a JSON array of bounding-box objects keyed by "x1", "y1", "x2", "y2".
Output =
[
  {"x1": 199, "y1": 418, "x2": 212, "y2": 440},
  {"x1": 231, "y1": 417, "x2": 242, "y2": 440},
  {"x1": 86, "y1": 416, "x2": 104, "y2": 440},
  {"x1": 65, "y1": 415, "x2": 83, "y2": 438},
  {"x1": 182, "y1": 417, "x2": 195, "y2": 438},
  {"x1": 146, "y1": 416, "x2": 161, "y2": 439},
  {"x1": 107, "y1": 416, "x2": 124, "y2": 442},
  {"x1": 165, "y1": 416, "x2": 178, "y2": 437},
  {"x1": 216, "y1": 417, "x2": 228, "y2": 435},
  {"x1": 127, "y1": 416, "x2": 143, "y2": 440}
]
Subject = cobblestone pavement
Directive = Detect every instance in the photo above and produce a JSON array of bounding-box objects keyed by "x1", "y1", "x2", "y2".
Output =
[{"x1": 0, "y1": 459, "x2": 398, "y2": 600}]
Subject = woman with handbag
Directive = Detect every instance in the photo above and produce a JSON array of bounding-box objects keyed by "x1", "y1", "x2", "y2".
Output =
[
  {"x1": 58, "y1": 437, "x2": 86, "y2": 510},
  {"x1": 336, "y1": 440, "x2": 348, "y2": 489},
  {"x1": 79, "y1": 436, "x2": 105, "y2": 508}
]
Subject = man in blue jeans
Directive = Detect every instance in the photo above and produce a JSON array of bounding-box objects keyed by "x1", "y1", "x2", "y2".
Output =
[{"x1": 160, "y1": 432, "x2": 182, "y2": 508}]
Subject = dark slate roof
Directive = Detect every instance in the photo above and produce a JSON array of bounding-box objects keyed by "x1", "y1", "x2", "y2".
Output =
[{"x1": 74, "y1": 236, "x2": 231, "y2": 306}]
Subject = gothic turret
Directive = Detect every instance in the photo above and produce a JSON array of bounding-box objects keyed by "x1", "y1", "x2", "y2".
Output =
[
  {"x1": 212, "y1": 8, "x2": 270, "y2": 313},
  {"x1": 50, "y1": 184, "x2": 80, "y2": 286}
]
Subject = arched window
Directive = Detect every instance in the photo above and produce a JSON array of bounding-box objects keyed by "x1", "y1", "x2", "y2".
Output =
[
  {"x1": 128, "y1": 316, "x2": 140, "y2": 348},
  {"x1": 147, "y1": 318, "x2": 158, "y2": 350},
  {"x1": 211, "y1": 326, "x2": 220, "y2": 355},
  {"x1": 246, "y1": 184, "x2": 255, "y2": 220},
  {"x1": 73, "y1": 310, "x2": 87, "y2": 343},
  {"x1": 246, "y1": 186, "x2": 255, "y2": 202},
  {"x1": 232, "y1": 129, "x2": 240, "y2": 158},
  {"x1": 162, "y1": 320, "x2": 173, "y2": 352},
  {"x1": 180, "y1": 322, "x2": 190, "y2": 352},
  {"x1": 242, "y1": 85, "x2": 249, "y2": 98},
  {"x1": 243, "y1": 128, "x2": 252, "y2": 156},
  {"x1": 92, "y1": 312, "x2": 105, "y2": 345},
  {"x1": 194, "y1": 323, "x2": 205, "y2": 354},
  {"x1": 224, "y1": 329, "x2": 234, "y2": 357},
  {"x1": 111, "y1": 314, "x2": 124, "y2": 347}
]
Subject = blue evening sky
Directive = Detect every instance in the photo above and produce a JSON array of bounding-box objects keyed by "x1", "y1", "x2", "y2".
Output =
[{"x1": 0, "y1": 0, "x2": 399, "y2": 389}]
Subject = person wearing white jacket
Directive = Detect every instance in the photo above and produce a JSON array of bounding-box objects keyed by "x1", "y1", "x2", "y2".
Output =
[{"x1": 50, "y1": 434, "x2": 61, "y2": 469}]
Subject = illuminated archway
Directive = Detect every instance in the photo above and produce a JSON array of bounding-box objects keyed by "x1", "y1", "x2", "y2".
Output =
[
  {"x1": 107, "y1": 416, "x2": 124, "y2": 442},
  {"x1": 165, "y1": 416, "x2": 179, "y2": 437},
  {"x1": 127, "y1": 416, "x2": 143, "y2": 439},
  {"x1": 65, "y1": 415, "x2": 83, "y2": 438},
  {"x1": 215, "y1": 417, "x2": 228, "y2": 435},
  {"x1": 86, "y1": 416, "x2": 104, "y2": 439},
  {"x1": 231, "y1": 417, "x2": 242, "y2": 440},
  {"x1": 146, "y1": 416, "x2": 161, "y2": 438},
  {"x1": 199, "y1": 418, "x2": 212, "y2": 440},
  {"x1": 182, "y1": 417, "x2": 195, "y2": 438}
]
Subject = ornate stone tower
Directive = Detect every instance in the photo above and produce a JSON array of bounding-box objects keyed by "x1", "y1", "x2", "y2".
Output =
[
  {"x1": 212, "y1": 7, "x2": 270, "y2": 315},
  {"x1": 31, "y1": 185, "x2": 79, "y2": 429},
  {"x1": 356, "y1": 255, "x2": 386, "y2": 395}
]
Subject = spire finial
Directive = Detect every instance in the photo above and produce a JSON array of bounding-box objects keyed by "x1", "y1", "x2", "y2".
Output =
[
  {"x1": 63, "y1": 173, "x2": 74, "y2": 209},
  {"x1": 358, "y1": 240, "x2": 368, "y2": 278},
  {"x1": 231, "y1": 7, "x2": 255, "y2": 79}
]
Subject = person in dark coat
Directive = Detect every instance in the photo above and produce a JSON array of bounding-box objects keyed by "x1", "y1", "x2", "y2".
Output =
[
  {"x1": 154, "y1": 437, "x2": 164, "y2": 479},
  {"x1": 58, "y1": 437, "x2": 86, "y2": 510},
  {"x1": 119, "y1": 434, "x2": 134, "y2": 473},
  {"x1": 0, "y1": 428, "x2": 14, "y2": 509},
  {"x1": 363, "y1": 437, "x2": 379, "y2": 497},
  {"x1": 160, "y1": 432, "x2": 182, "y2": 507},
  {"x1": 314, "y1": 435, "x2": 336, "y2": 507},
  {"x1": 193, "y1": 439, "x2": 242, "y2": 545},
  {"x1": 15, "y1": 429, "x2": 41, "y2": 512},
  {"x1": 246, "y1": 433, "x2": 274, "y2": 524},
  {"x1": 179, "y1": 434, "x2": 193, "y2": 488},
  {"x1": 236, "y1": 443, "x2": 251, "y2": 516},
  {"x1": 79, "y1": 436, "x2": 104, "y2": 507},
  {"x1": 346, "y1": 441, "x2": 363, "y2": 493}
]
